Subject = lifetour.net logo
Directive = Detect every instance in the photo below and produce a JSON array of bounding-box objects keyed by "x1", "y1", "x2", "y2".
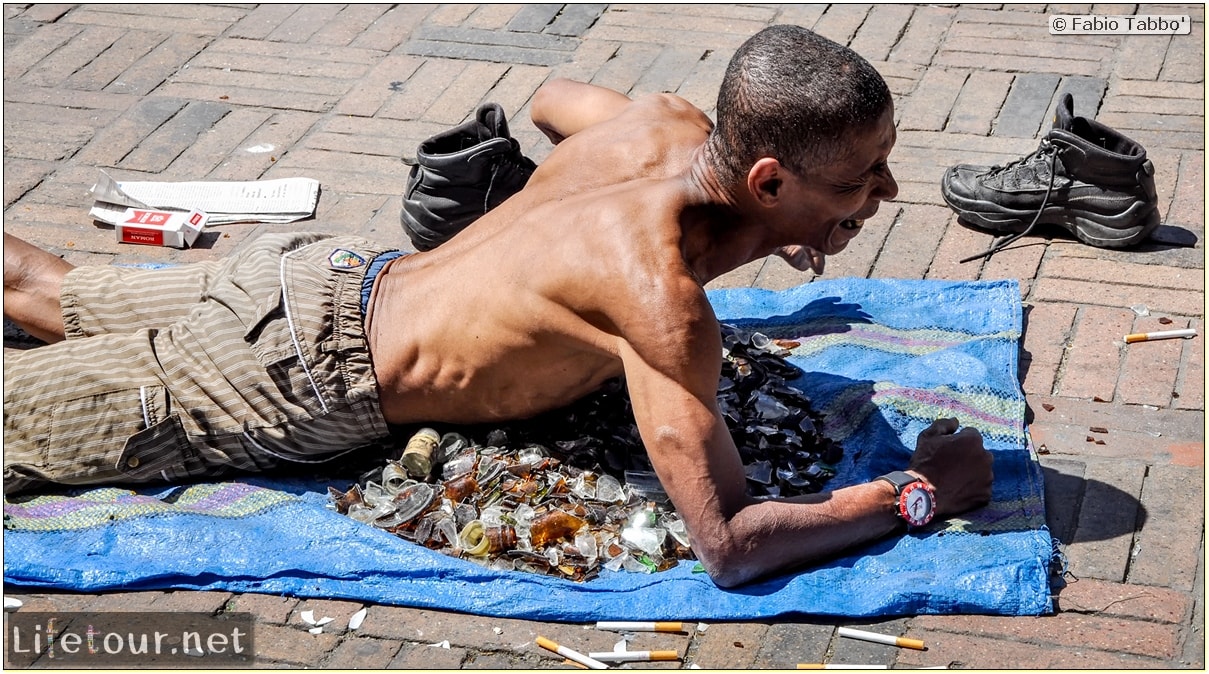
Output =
[{"x1": 4, "y1": 612, "x2": 255, "y2": 667}]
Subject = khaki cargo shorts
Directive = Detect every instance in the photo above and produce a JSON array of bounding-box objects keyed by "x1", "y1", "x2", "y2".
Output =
[{"x1": 4, "y1": 233, "x2": 397, "y2": 494}]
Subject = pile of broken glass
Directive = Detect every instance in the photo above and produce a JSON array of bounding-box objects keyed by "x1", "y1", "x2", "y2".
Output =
[{"x1": 329, "y1": 324, "x2": 842, "y2": 581}]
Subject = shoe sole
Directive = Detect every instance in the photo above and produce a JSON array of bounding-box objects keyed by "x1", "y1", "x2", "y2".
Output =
[{"x1": 941, "y1": 191, "x2": 1160, "y2": 249}]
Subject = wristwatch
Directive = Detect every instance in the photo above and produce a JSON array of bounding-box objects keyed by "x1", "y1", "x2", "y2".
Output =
[{"x1": 876, "y1": 470, "x2": 936, "y2": 528}]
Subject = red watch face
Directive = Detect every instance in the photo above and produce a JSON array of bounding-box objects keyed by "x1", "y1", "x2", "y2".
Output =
[{"x1": 898, "y1": 482, "x2": 935, "y2": 527}]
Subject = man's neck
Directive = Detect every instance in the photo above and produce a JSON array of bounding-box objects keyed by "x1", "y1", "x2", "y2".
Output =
[{"x1": 676, "y1": 148, "x2": 775, "y2": 284}]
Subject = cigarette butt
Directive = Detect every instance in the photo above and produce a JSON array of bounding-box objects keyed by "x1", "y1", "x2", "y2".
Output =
[
  {"x1": 589, "y1": 650, "x2": 680, "y2": 662},
  {"x1": 1124, "y1": 328, "x2": 1197, "y2": 343},
  {"x1": 837, "y1": 626, "x2": 926, "y2": 651},
  {"x1": 594, "y1": 620, "x2": 684, "y2": 632},
  {"x1": 797, "y1": 665, "x2": 888, "y2": 669},
  {"x1": 563, "y1": 658, "x2": 589, "y2": 669},
  {"x1": 536, "y1": 636, "x2": 608, "y2": 670}
]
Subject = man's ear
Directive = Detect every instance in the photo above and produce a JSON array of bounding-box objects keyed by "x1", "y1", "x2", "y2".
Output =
[{"x1": 747, "y1": 158, "x2": 783, "y2": 207}]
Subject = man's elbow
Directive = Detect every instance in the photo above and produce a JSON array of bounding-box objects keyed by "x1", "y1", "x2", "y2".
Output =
[
  {"x1": 692, "y1": 535, "x2": 758, "y2": 589},
  {"x1": 681, "y1": 500, "x2": 770, "y2": 588},
  {"x1": 531, "y1": 78, "x2": 575, "y2": 142},
  {"x1": 531, "y1": 78, "x2": 560, "y2": 117},
  {"x1": 534, "y1": 77, "x2": 576, "y2": 101}
]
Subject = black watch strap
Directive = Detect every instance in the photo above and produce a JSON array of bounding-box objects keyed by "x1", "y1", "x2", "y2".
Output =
[{"x1": 876, "y1": 470, "x2": 920, "y2": 494}]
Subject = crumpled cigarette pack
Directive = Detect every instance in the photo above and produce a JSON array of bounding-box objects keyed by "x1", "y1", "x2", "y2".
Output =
[{"x1": 115, "y1": 208, "x2": 207, "y2": 249}]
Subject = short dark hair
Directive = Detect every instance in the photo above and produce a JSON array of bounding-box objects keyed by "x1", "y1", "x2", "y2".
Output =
[{"x1": 707, "y1": 25, "x2": 893, "y2": 187}]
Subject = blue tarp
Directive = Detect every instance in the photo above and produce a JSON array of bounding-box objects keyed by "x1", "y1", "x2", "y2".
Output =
[{"x1": 3, "y1": 278, "x2": 1053, "y2": 620}]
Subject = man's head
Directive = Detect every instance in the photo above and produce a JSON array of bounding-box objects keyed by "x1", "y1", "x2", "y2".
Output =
[
  {"x1": 707, "y1": 25, "x2": 898, "y2": 273},
  {"x1": 708, "y1": 25, "x2": 893, "y2": 186}
]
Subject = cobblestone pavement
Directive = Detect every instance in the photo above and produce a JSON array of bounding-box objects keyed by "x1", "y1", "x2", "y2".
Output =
[{"x1": 3, "y1": 3, "x2": 1204, "y2": 669}]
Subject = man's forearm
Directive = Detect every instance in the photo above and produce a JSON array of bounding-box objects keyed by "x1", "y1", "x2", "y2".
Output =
[{"x1": 700, "y1": 480, "x2": 905, "y2": 588}]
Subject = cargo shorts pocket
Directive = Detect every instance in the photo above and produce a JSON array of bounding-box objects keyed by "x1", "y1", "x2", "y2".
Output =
[
  {"x1": 241, "y1": 290, "x2": 292, "y2": 360},
  {"x1": 118, "y1": 414, "x2": 214, "y2": 482},
  {"x1": 114, "y1": 386, "x2": 210, "y2": 483},
  {"x1": 40, "y1": 385, "x2": 205, "y2": 486}
]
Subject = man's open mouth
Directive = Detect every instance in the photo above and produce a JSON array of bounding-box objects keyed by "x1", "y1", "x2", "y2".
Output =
[{"x1": 839, "y1": 219, "x2": 864, "y2": 231}]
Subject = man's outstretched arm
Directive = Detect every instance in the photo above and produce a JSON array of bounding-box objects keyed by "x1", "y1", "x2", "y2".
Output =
[
  {"x1": 530, "y1": 78, "x2": 634, "y2": 145},
  {"x1": 618, "y1": 289, "x2": 994, "y2": 587}
]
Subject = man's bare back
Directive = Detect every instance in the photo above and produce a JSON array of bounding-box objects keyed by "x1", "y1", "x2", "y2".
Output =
[{"x1": 366, "y1": 86, "x2": 716, "y2": 427}]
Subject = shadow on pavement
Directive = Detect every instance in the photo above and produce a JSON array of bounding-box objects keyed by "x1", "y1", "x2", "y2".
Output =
[{"x1": 1042, "y1": 462, "x2": 1147, "y2": 546}]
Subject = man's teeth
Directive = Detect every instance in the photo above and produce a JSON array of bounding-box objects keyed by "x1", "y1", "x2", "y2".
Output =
[{"x1": 840, "y1": 219, "x2": 865, "y2": 231}]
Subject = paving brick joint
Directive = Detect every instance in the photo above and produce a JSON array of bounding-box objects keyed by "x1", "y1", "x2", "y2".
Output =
[{"x1": 2, "y1": 3, "x2": 1204, "y2": 669}]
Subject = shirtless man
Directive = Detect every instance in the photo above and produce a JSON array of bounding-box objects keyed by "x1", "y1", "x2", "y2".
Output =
[{"x1": 4, "y1": 25, "x2": 992, "y2": 587}]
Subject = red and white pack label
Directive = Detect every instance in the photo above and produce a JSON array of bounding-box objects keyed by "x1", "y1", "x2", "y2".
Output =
[
  {"x1": 125, "y1": 210, "x2": 173, "y2": 226},
  {"x1": 115, "y1": 208, "x2": 208, "y2": 248},
  {"x1": 120, "y1": 227, "x2": 166, "y2": 246}
]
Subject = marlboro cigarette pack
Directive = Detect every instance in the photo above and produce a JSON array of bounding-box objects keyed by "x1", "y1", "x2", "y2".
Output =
[{"x1": 116, "y1": 208, "x2": 208, "y2": 249}]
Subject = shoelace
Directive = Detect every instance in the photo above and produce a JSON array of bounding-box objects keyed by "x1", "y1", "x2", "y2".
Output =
[
  {"x1": 959, "y1": 141, "x2": 1060, "y2": 264},
  {"x1": 482, "y1": 162, "x2": 500, "y2": 215}
]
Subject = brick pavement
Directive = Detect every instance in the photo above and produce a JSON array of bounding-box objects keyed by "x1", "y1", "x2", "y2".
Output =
[{"x1": 2, "y1": 3, "x2": 1203, "y2": 669}]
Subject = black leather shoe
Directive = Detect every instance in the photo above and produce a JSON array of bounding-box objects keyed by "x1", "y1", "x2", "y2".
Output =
[
  {"x1": 942, "y1": 94, "x2": 1159, "y2": 262},
  {"x1": 400, "y1": 103, "x2": 538, "y2": 251}
]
